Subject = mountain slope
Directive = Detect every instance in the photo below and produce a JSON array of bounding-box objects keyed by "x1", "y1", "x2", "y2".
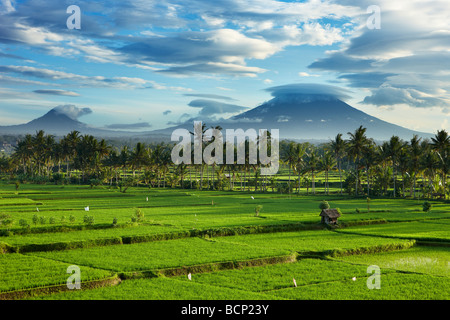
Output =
[
  {"x1": 151, "y1": 95, "x2": 433, "y2": 142},
  {"x1": 230, "y1": 95, "x2": 433, "y2": 141},
  {"x1": 0, "y1": 108, "x2": 155, "y2": 138}
]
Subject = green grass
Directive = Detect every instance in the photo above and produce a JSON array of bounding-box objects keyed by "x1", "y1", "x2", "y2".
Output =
[
  {"x1": 30, "y1": 257, "x2": 450, "y2": 300},
  {"x1": 271, "y1": 273, "x2": 450, "y2": 300},
  {"x1": 0, "y1": 253, "x2": 114, "y2": 293},
  {"x1": 334, "y1": 246, "x2": 450, "y2": 277},
  {"x1": 335, "y1": 220, "x2": 450, "y2": 242},
  {"x1": 28, "y1": 237, "x2": 291, "y2": 272},
  {"x1": 213, "y1": 229, "x2": 415, "y2": 254},
  {"x1": 174, "y1": 258, "x2": 395, "y2": 292},
  {"x1": 31, "y1": 277, "x2": 281, "y2": 300}
]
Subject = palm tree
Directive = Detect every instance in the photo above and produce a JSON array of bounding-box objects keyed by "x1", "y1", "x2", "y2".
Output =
[
  {"x1": 282, "y1": 142, "x2": 297, "y2": 192},
  {"x1": 129, "y1": 142, "x2": 149, "y2": 178},
  {"x1": 330, "y1": 133, "x2": 346, "y2": 195},
  {"x1": 292, "y1": 143, "x2": 307, "y2": 194},
  {"x1": 421, "y1": 146, "x2": 439, "y2": 198},
  {"x1": 408, "y1": 135, "x2": 422, "y2": 198},
  {"x1": 32, "y1": 130, "x2": 48, "y2": 176},
  {"x1": 387, "y1": 136, "x2": 405, "y2": 198},
  {"x1": 118, "y1": 146, "x2": 129, "y2": 179},
  {"x1": 305, "y1": 148, "x2": 320, "y2": 194},
  {"x1": 74, "y1": 135, "x2": 99, "y2": 182},
  {"x1": 361, "y1": 141, "x2": 378, "y2": 197},
  {"x1": 61, "y1": 130, "x2": 80, "y2": 178},
  {"x1": 320, "y1": 151, "x2": 336, "y2": 195},
  {"x1": 430, "y1": 130, "x2": 449, "y2": 198},
  {"x1": 347, "y1": 126, "x2": 370, "y2": 196},
  {"x1": 12, "y1": 134, "x2": 33, "y2": 175}
]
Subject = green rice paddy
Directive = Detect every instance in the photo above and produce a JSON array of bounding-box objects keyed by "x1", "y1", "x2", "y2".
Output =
[{"x1": 0, "y1": 183, "x2": 448, "y2": 300}]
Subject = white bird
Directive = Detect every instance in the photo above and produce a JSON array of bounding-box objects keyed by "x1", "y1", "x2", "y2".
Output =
[
  {"x1": 293, "y1": 278, "x2": 297, "y2": 287},
  {"x1": 188, "y1": 273, "x2": 192, "y2": 281},
  {"x1": 84, "y1": 206, "x2": 89, "y2": 211},
  {"x1": 352, "y1": 277, "x2": 357, "y2": 281},
  {"x1": 36, "y1": 207, "x2": 39, "y2": 212},
  {"x1": 146, "y1": 197, "x2": 148, "y2": 202},
  {"x1": 251, "y1": 196, "x2": 254, "y2": 200}
]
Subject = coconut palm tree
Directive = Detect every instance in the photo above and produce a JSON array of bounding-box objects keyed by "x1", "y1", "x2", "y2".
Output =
[
  {"x1": 361, "y1": 141, "x2": 378, "y2": 197},
  {"x1": 347, "y1": 126, "x2": 370, "y2": 196},
  {"x1": 304, "y1": 147, "x2": 320, "y2": 194},
  {"x1": 387, "y1": 135, "x2": 405, "y2": 198},
  {"x1": 61, "y1": 130, "x2": 80, "y2": 179},
  {"x1": 320, "y1": 151, "x2": 336, "y2": 195},
  {"x1": 129, "y1": 142, "x2": 150, "y2": 178},
  {"x1": 430, "y1": 130, "x2": 449, "y2": 198},
  {"x1": 12, "y1": 134, "x2": 33, "y2": 175},
  {"x1": 330, "y1": 133, "x2": 346, "y2": 195},
  {"x1": 408, "y1": 135, "x2": 422, "y2": 198},
  {"x1": 282, "y1": 142, "x2": 297, "y2": 191},
  {"x1": 292, "y1": 143, "x2": 307, "y2": 194}
]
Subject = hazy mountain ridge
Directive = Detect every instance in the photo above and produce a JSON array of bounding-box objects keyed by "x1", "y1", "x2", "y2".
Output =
[{"x1": 0, "y1": 96, "x2": 434, "y2": 142}]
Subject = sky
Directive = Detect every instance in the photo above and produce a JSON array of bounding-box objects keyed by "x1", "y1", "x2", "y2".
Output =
[{"x1": 0, "y1": 0, "x2": 449, "y2": 134}]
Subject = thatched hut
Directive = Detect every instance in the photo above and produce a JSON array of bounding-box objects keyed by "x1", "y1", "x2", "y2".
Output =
[{"x1": 320, "y1": 209, "x2": 341, "y2": 225}]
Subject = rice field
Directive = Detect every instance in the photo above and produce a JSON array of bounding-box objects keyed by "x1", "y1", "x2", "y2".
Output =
[{"x1": 0, "y1": 182, "x2": 448, "y2": 301}]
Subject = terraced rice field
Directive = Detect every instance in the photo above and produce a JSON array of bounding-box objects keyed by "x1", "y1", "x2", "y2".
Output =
[{"x1": 0, "y1": 183, "x2": 448, "y2": 302}]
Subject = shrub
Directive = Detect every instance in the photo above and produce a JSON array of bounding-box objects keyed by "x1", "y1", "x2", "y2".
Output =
[
  {"x1": 19, "y1": 219, "x2": 29, "y2": 229},
  {"x1": 32, "y1": 214, "x2": 39, "y2": 225},
  {"x1": 0, "y1": 214, "x2": 14, "y2": 229},
  {"x1": 422, "y1": 201, "x2": 432, "y2": 212},
  {"x1": 52, "y1": 173, "x2": 63, "y2": 185},
  {"x1": 133, "y1": 208, "x2": 145, "y2": 222},
  {"x1": 355, "y1": 208, "x2": 360, "y2": 213},
  {"x1": 0, "y1": 230, "x2": 13, "y2": 237},
  {"x1": 254, "y1": 205, "x2": 263, "y2": 217},
  {"x1": 83, "y1": 215, "x2": 94, "y2": 226},
  {"x1": 39, "y1": 216, "x2": 47, "y2": 225},
  {"x1": 319, "y1": 200, "x2": 330, "y2": 210},
  {"x1": 112, "y1": 217, "x2": 118, "y2": 227},
  {"x1": 49, "y1": 217, "x2": 56, "y2": 224},
  {"x1": 69, "y1": 215, "x2": 76, "y2": 223}
]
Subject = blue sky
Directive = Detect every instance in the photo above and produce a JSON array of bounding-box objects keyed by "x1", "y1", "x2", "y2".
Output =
[{"x1": 0, "y1": 0, "x2": 449, "y2": 133}]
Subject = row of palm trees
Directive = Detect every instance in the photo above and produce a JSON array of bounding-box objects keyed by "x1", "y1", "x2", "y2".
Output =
[
  {"x1": 278, "y1": 126, "x2": 448, "y2": 198},
  {"x1": 1, "y1": 127, "x2": 449, "y2": 199}
]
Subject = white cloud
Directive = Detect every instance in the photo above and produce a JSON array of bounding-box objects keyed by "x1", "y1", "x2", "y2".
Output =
[{"x1": 298, "y1": 72, "x2": 319, "y2": 77}]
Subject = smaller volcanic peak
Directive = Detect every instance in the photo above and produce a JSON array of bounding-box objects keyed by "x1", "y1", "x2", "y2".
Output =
[{"x1": 25, "y1": 108, "x2": 87, "y2": 130}]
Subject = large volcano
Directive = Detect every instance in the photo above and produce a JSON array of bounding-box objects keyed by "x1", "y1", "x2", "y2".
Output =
[
  {"x1": 228, "y1": 94, "x2": 433, "y2": 141},
  {"x1": 152, "y1": 84, "x2": 434, "y2": 142}
]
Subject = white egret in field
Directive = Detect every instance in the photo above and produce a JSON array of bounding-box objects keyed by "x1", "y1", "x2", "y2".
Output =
[
  {"x1": 36, "y1": 207, "x2": 39, "y2": 212},
  {"x1": 352, "y1": 277, "x2": 357, "y2": 281},
  {"x1": 146, "y1": 197, "x2": 148, "y2": 202},
  {"x1": 293, "y1": 278, "x2": 297, "y2": 287},
  {"x1": 251, "y1": 196, "x2": 254, "y2": 200},
  {"x1": 85, "y1": 206, "x2": 89, "y2": 211}
]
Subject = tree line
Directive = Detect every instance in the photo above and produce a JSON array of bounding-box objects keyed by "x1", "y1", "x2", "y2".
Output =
[{"x1": 0, "y1": 127, "x2": 448, "y2": 199}]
